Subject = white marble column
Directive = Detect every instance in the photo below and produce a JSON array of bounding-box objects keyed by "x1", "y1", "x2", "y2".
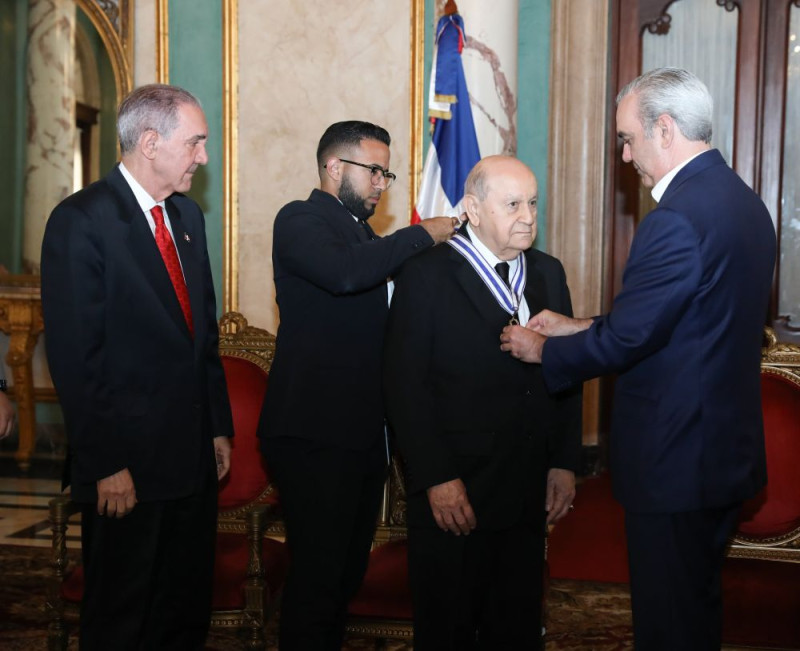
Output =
[
  {"x1": 548, "y1": 0, "x2": 610, "y2": 445},
  {"x1": 23, "y1": 0, "x2": 75, "y2": 273},
  {"x1": 443, "y1": 0, "x2": 519, "y2": 156}
]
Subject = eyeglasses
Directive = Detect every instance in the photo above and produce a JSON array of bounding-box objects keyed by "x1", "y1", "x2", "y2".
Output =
[{"x1": 337, "y1": 158, "x2": 396, "y2": 189}]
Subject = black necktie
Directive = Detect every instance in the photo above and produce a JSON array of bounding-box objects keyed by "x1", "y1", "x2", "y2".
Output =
[
  {"x1": 495, "y1": 261, "x2": 520, "y2": 323},
  {"x1": 495, "y1": 262, "x2": 511, "y2": 288}
]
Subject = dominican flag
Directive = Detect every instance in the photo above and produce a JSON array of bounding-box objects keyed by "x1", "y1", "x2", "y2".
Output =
[{"x1": 411, "y1": 11, "x2": 480, "y2": 224}]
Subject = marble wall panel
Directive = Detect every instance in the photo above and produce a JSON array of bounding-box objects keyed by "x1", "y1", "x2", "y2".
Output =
[
  {"x1": 548, "y1": 0, "x2": 610, "y2": 445},
  {"x1": 457, "y1": 0, "x2": 519, "y2": 157},
  {"x1": 133, "y1": 0, "x2": 156, "y2": 85},
  {"x1": 237, "y1": 1, "x2": 412, "y2": 333},
  {"x1": 22, "y1": 0, "x2": 76, "y2": 272}
]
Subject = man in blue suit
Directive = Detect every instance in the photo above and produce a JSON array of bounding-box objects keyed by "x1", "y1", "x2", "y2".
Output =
[{"x1": 500, "y1": 68, "x2": 776, "y2": 649}]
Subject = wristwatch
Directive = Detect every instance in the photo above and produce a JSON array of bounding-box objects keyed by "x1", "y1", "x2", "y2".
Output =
[{"x1": 0, "y1": 379, "x2": 7, "y2": 393}]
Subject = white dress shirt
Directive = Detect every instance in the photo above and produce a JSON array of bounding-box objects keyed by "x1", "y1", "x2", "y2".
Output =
[
  {"x1": 118, "y1": 162, "x2": 186, "y2": 277},
  {"x1": 466, "y1": 223, "x2": 531, "y2": 324}
]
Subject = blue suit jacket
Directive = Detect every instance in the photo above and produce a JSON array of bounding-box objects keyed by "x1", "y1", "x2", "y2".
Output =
[{"x1": 543, "y1": 149, "x2": 776, "y2": 513}]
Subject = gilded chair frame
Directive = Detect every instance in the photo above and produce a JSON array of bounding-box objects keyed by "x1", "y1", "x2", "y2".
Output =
[
  {"x1": 727, "y1": 328, "x2": 800, "y2": 563},
  {"x1": 345, "y1": 456, "x2": 414, "y2": 641},
  {"x1": 211, "y1": 311, "x2": 283, "y2": 645}
]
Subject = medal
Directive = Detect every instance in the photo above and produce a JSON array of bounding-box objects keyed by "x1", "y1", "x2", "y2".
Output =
[{"x1": 447, "y1": 234, "x2": 526, "y2": 323}]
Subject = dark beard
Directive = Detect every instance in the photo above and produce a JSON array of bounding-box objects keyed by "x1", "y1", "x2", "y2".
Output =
[{"x1": 339, "y1": 175, "x2": 376, "y2": 220}]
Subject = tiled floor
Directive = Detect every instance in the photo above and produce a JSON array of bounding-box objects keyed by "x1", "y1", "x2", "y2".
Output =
[
  {"x1": 0, "y1": 443, "x2": 778, "y2": 650},
  {"x1": 0, "y1": 475, "x2": 79, "y2": 549}
]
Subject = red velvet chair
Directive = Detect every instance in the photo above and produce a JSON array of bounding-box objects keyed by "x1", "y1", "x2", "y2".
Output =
[
  {"x1": 722, "y1": 328, "x2": 800, "y2": 648},
  {"x1": 47, "y1": 312, "x2": 288, "y2": 650},
  {"x1": 345, "y1": 459, "x2": 414, "y2": 642}
]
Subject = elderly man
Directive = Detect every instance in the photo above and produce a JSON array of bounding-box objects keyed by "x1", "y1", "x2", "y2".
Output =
[
  {"x1": 258, "y1": 121, "x2": 455, "y2": 650},
  {"x1": 41, "y1": 84, "x2": 233, "y2": 650},
  {"x1": 501, "y1": 68, "x2": 776, "y2": 649},
  {"x1": 384, "y1": 155, "x2": 581, "y2": 650}
]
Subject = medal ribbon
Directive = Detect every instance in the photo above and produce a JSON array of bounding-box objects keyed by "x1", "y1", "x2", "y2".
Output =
[{"x1": 447, "y1": 234, "x2": 526, "y2": 317}]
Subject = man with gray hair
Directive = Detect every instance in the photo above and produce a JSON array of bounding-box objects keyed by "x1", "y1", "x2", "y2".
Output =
[
  {"x1": 41, "y1": 84, "x2": 233, "y2": 649},
  {"x1": 501, "y1": 67, "x2": 776, "y2": 649}
]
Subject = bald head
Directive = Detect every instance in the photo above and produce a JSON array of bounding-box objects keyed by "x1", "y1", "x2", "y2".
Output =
[{"x1": 463, "y1": 156, "x2": 538, "y2": 260}]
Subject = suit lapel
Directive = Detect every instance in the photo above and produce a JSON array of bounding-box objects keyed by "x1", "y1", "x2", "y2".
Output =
[
  {"x1": 450, "y1": 246, "x2": 511, "y2": 334},
  {"x1": 523, "y1": 251, "x2": 548, "y2": 317},
  {"x1": 311, "y1": 190, "x2": 389, "y2": 306},
  {"x1": 108, "y1": 167, "x2": 193, "y2": 340}
]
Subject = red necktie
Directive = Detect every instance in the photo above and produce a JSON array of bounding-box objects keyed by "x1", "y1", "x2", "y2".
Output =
[{"x1": 151, "y1": 205, "x2": 194, "y2": 337}]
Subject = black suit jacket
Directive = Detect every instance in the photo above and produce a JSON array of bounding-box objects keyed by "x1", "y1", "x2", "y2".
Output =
[
  {"x1": 258, "y1": 189, "x2": 434, "y2": 450},
  {"x1": 41, "y1": 165, "x2": 233, "y2": 503},
  {"x1": 383, "y1": 234, "x2": 582, "y2": 530}
]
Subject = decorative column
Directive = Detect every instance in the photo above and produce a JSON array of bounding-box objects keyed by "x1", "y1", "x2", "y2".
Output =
[
  {"x1": 22, "y1": 0, "x2": 76, "y2": 273},
  {"x1": 447, "y1": 0, "x2": 519, "y2": 156},
  {"x1": 548, "y1": 0, "x2": 610, "y2": 446}
]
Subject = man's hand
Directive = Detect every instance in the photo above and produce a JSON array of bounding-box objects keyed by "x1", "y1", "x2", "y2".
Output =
[
  {"x1": 214, "y1": 435, "x2": 231, "y2": 480},
  {"x1": 527, "y1": 309, "x2": 592, "y2": 337},
  {"x1": 418, "y1": 216, "x2": 460, "y2": 244},
  {"x1": 97, "y1": 468, "x2": 137, "y2": 518},
  {"x1": 545, "y1": 468, "x2": 576, "y2": 525},
  {"x1": 0, "y1": 392, "x2": 16, "y2": 440},
  {"x1": 500, "y1": 324, "x2": 546, "y2": 363},
  {"x1": 426, "y1": 478, "x2": 477, "y2": 535}
]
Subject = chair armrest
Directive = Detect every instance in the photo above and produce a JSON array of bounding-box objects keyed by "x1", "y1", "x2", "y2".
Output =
[
  {"x1": 47, "y1": 495, "x2": 80, "y2": 642},
  {"x1": 49, "y1": 496, "x2": 80, "y2": 576}
]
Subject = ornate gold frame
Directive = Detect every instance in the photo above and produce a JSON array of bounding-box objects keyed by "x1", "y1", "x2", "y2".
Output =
[
  {"x1": 409, "y1": 0, "x2": 425, "y2": 216},
  {"x1": 156, "y1": 0, "x2": 169, "y2": 82},
  {"x1": 76, "y1": 0, "x2": 134, "y2": 102},
  {"x1": 222, "y1": 0, "x2": 238, "y2": 312}
]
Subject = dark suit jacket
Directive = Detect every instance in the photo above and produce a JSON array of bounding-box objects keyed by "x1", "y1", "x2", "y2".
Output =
[
  {"x1": 41, "y1": 164, "x2": 233, "y2": 503},
  {"x1": 258, "y1": 189, "x2": 434, "y2": 450},
  {"x1": 543, "y1": 149, "x2": 776, "y2": 513},
  {"x1": 384, "y1": 234, "x2": 582, "y2": 530}
]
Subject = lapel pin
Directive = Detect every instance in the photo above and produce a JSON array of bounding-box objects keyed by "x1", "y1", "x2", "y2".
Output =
[{"x1": 183, "y1": 232, "x2": 191, "y2": 243}]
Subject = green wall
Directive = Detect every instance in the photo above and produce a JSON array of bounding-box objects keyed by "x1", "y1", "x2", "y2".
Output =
[
  {"x1": 518, "y1": 1, "x2": 551, "y2": 252},
  {"x1": 169, "y1": 0, "x2": 225, "y2": 315},
  {"x1": 0, "y1": 0, "x2": 28, "y2": 273},
  {"x1": 422, "y1": 0, "x2": 552, "y2": 252}
]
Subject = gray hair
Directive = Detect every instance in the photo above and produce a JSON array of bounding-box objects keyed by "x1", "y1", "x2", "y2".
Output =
[
  {"x1": 117, "y1": 84, "x2": 202, "y2": 154},
  {"x1": 616, "y1": 67, "x2": 713, "y2": 144}
]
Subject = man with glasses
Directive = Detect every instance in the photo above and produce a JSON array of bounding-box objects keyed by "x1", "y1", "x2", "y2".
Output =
[{"x1": 258, "y1": 121, "x2": 456, "y2": 650}]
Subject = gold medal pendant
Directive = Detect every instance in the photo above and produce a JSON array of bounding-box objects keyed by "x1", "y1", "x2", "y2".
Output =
[{"x1": 509, "y1": 312, "x2": 520, "y2": 326}]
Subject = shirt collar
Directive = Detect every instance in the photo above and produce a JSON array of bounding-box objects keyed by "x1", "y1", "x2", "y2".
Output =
[
  {"x1": 466, "y1": 223, "x2": 519, "y2": 273},
  {"x1": 651, "y1": 150, "x2": 707, "y2": 202},
  {"x1": 118, "y1": 162, "x2": 162, "y2": 214}
]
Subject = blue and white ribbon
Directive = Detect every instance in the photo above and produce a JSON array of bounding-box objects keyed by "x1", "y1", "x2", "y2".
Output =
[{"x1": 447, "y1": 233, "x2": 526, "y2": 317}]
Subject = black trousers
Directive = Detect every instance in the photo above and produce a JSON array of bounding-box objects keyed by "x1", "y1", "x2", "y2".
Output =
[
  {"x1": 407, "y1": 519, "x2": 546, "y2": 651},
  {"x1": 625, "y1": 504, "x2": 741, "y2": 651},
  {"x1": 79, "y1": 468, "x2": 218, "y2": 651},
  {"x1": 262, "y1": 436, "x2": 387, "y2": 651}
]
